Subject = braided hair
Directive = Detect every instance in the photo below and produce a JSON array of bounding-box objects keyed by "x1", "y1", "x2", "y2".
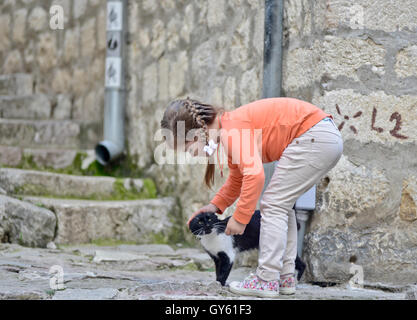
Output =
[{"x1": 161, "y1": 97, "x2": 222, "y2": 188}]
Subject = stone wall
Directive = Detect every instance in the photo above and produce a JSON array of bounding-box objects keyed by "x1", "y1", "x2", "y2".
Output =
[
  {"x1": 0, "y1": 0, "x2": 106, "y2": 168},
  {"x1": 282, "y1": 0, "x2": 417, "y2": 285},
  {"x1": 0, "y1": 0, "x2": 105, "y2": 146}
]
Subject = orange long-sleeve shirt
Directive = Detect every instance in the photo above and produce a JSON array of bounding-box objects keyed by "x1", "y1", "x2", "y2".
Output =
[{"x1": 210, "y1": 97, "x2": 331, "y2": 224}]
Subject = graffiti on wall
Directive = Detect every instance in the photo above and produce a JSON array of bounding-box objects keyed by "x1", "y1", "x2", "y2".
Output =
[{"x1": 335, "y1": 104, "x2": 408, "y2": 140}]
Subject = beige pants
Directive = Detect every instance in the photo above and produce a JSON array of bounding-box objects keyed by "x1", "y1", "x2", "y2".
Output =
[{"x1": 256, "y1": 118, "x2": 343, "y2": 281}]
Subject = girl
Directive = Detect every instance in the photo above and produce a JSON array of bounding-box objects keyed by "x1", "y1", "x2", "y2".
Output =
[{"x1": 160, "y1": 97, "x2": 343, "y2": 298}]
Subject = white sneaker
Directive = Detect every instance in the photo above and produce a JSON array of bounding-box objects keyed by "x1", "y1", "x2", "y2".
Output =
[
  {"x1": 279, "y1": 274, "x2": 296, "y2": 295},
  {"x1": 229, "y1": 273, "x2": 280, "y2": 298}
]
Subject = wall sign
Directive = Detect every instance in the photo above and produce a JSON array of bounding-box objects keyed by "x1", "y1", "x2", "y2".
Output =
[
  {"x1": 107, "y1": 2, "x2": 123, "y2": 31},
  {"x1": 105, "y1": 57, "x2": 122, "y2": 88},
  {"x1": 107, "y1": 32, "x2": 121, "y2": 56}
]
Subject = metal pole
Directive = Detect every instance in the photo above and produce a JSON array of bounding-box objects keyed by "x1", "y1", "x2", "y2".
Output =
[
  {"x1": 260, "y1": 0, "x2": 315, "y2": 262},
  {"x1": 95, "y1": 0, "x2": 127, "y2": 165},
  {"x1": 260, "y1": 0, "x2": 284, "y2": 197},
  {"x1": 263, "y1": 0, "x2": 284, "y2": 99}
]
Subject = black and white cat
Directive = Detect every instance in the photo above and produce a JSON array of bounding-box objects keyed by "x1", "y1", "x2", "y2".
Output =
[{"x1": 189, "y1": 210, "x2": 306, "y2": 286}]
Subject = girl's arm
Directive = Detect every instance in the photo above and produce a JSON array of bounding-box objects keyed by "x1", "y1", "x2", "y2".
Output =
[
  {"x1": 210, "y1": 165, "x2": 243, "y2": 213},
  {"x1": 211, "y1": 128, "x2": 265, "y2": 225},
  {"x1": 232, "y1": 157, "x2": 264, "y2": 225}
]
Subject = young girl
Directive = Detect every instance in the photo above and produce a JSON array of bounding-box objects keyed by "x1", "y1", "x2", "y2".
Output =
[{"x1": 160, "y1": 97, "x2": 343, "y2": 298}]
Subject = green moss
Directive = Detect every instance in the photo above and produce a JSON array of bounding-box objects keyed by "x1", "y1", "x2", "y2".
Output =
[
  {"x1": 18, "y1": 232, "x2": 24, "y2": 246},
  {"x1": 45, "y1": 289, "x2": 56, "y2": 298},
  {"x1": 8, "y1": 151, "x2": 144, "y2": 179},
  {"x1": 15, "y1": 154, "x2": 40, "y2": 171},
  {"x1": 142, "y1": 179, "x2": 157, "y2": 199},
  {"x1": 89, "y1": 238, "x2": 138, "y2": 247},
  {"x1": 110, "y1": 178, "x2": 157, "y2": 200},
  {"x1": 149, "y1": 232, "x2": 170, "y2": 245},
  {"x1": 176, "y1": 262, "x2": 199, "y2": 271}
]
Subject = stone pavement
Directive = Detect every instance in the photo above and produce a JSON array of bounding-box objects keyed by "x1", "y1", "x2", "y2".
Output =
[{"x1": 0, "y1": 243, "x2": 410, "y2": 300}]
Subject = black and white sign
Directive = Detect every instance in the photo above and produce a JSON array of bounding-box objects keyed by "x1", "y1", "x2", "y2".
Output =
[
  {"x1": 105, "y1": 57, "x2": 122, "y2": 88},
  {"x1": 107, "y1": 32, "x2": 121, "y2": 56},
  {"x1": 107, "y1": 1, "x2": 123, "y2": 31}
]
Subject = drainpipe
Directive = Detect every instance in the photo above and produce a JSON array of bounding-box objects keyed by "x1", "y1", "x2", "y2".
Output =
[
  {"x1": 261, "y1": 0, "x2": 284, "y2": 196},
  {"x1": 95, "y1": 0, "x2": 127, "y2": 165},
  {"x1": 261, "y1": 0, "x2": 315, "y2": 260}
]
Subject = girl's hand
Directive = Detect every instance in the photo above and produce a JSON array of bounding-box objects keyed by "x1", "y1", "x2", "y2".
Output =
[
  {"x1": 187, "y1": 203, "x2": 219, "y2": 226},
  {"x1": 225, "y1": 216, "x2": 246, "y2": 236}
]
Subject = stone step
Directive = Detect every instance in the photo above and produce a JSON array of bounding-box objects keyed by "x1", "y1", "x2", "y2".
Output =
[
  {"x1": 0, "y1": 168, "x2": 155, "y2": 200},
  {"x1": 0, "y1": 94, "x2": 51, "y2": 119},
  {"x1": 0, "y1": 146, "x2": 92, "y2": 169},
  {"x1": 0, "y1": 74, "x2": 33, "y2": 96},
  {"x1": 0, "y1": 118, "x2": 100, "y2": 149},
  {"x1": 22, "y1": 196, "x2": 180, "y2": 245},
  {"x1": 0, "y1": 195, "x2": 56, "y2": 248}
]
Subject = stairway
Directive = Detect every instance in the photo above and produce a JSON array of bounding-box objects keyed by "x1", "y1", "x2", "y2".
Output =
[
  {"x1": 0, "y1": 73, "x2": 100, "y2": 169},
  {"x1": 0, "y1": 74, "x2": 181, "y2": 247}
]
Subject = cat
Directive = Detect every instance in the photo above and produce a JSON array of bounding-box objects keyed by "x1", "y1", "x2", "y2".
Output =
[{"x1": 189, "y1": 210, "x2": 306, "y2": 286}]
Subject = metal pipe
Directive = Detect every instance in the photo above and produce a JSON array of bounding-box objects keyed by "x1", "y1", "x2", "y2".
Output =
[
  {"x1": 260, "y1": 0, "x2": 284, "y2": 197},
  {"x1": 260, "y1": 0, "x2": 315, "y2": 261},
  {"x1": 260, "y1": 0, "x2": 284, "y2": 198},
  {"x1": 96, "y1": 0, "x2": 127, "y2": 165},
  {"x1": 263, "y1": 0, "x2": 284, "y2": 99}
]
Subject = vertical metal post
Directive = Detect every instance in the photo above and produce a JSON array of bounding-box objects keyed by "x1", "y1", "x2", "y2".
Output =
[
  {"x1": 260, "y1": 0, "x2": 284, "y2": 197},
  {"x1": 95, "y1": 0, "x2": 127, "y2": 165},
  {"x1": 260, "y1": 0, "x2": 315, "y2": 262}
]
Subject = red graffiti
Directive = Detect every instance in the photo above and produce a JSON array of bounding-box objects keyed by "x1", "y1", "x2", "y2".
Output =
[
  {"x1": 371, "y1": 107, "x2": 384, "y2": 133},
  {"x1": 335, "y1": 104, "x2": 362, "y2": 134},
  {"x1": 335, "y1": 104, "x2": 408, "y2": 140},
  {"x1": 389, "y1": 112, "x2": 408, "y2": 139}
]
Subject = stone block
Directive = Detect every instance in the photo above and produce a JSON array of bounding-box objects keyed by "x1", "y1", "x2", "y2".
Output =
[
  {"x1": 316, "y1": 0, "x2": 417, "y2": 33},
  {"x1": 28, "y1": 7, "x2": 47, "y2": 32},
  {"x1": 12, "y1": 9, "x2": 27, "y2": 45},
  {"x1": 283, "y1": 47, "x2": 319, "y2": 92},
  {"x1": 0, "y1": 94, "x2": 51, "y2": 119},
  {"x1": 169, "y1": 51, "x2": 188, "y2": 98},
  {"x1": 0, "y1": 73, "x2": 33, "y2": 96},
  {"x1": 2, "y1": 50, "x2": 24, "y2": 74},
  {"x1": 23, "y1": 148, "x2": 77, "y2": 169},
  {"x1": 80, "y1": 18, "x2": 96, "y2": 59},
  {"x1": 239, "y1": 68, "x2": 261, "y2": 105},
  {"x1": 304, "y1": 156, "x2": 417, "y2": 285},
  {"x1": 0, "y1": 146, "x2": 22, "y2": 167},
  {"x1": 317, "y1": 36, "x2": 386, "y2": 81},
  {"x1": 52, "y1": 69, "x2": 72, "y2": 94},
  {"x1": 63, "y1": 27, "x2": 80, "y2": 63},
  {"x1": 0, "y1": 195, "x2": 56, "y2": 248},
  {"x1": 207, "y1": 0, "x2": 225, "y2": 29},
  {"x1": 22, "y1": 197, "x2": 179, "y2": 245},
  {"x1": 73, "y1": 0, "x2": 87, "y2": 19},
  {"x1": 142, "y1": 63, "x2": 158, "y2": 103},
  {"x1": 0, "y1": 168, "x2": 149, "y2": 200},
  {"x1": 0, "y1": 119, "x2": 98, "y2": 149},
  {"x1": 37, "y1": 33, "x2": 57, "y2": 72},
  {"x1": 395, "y1": 45, "x2": 417, "y2": 78},
  {"x1": 150, "y1": 20, "x2": 165, "y2": 59},
  {"x1": 0, "y1": 14, "x2": 11, "y2": 53}
]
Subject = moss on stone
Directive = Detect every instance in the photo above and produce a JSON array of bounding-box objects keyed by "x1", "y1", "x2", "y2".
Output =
[
  {"x1": 142, "y1": 178, "x2": 157, "y2": 199},
  {"x1": 110, "y1": 178, "x2": 158, "y2": 200},
  {"x1": 7, "y1": 151, "x2": 144, "y2": 179},
  {"x1": 177, "y1": 262, "x2": 200, "y2": 271},
  {"x1": 88, "y1": 238, "x2": 138, "y2": 247}
]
